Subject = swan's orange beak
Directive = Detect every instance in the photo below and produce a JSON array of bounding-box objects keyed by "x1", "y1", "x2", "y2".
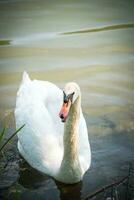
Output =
[{"x1": 59, "y1": 100, "x2": 71, "y2": 123}]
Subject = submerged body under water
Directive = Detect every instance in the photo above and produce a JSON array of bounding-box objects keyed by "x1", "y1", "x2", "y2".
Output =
[{"x1": 0, "y1": 0, "x2": 134, "y2": 199}]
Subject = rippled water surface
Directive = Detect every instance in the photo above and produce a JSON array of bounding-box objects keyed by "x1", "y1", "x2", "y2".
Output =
[{"x1": 0, "y1": 0, "x2": 134, "y2": 199}]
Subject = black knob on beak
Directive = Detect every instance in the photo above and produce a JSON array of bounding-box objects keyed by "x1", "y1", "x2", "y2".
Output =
[{"x1": 60, "y1": 114, "x2": 64, "y2": 119}]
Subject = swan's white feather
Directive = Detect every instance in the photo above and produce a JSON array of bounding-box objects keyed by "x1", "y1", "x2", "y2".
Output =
[{"x1": 15, "y1": 72, "x2": 91, "y2": 179}]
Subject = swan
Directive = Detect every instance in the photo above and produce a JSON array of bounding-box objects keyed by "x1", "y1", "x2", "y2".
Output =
[{"x1": 15, "y1": 71, "x2": 91, "y2": 184}]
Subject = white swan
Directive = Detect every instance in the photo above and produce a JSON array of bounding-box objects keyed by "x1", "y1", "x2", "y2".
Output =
[{"x1": 15, "y1": 71, "x2": 91, "y2": 184}]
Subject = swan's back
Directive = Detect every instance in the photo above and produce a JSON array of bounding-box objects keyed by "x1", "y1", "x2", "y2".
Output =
[{"x1": 15, "y1": 72, "x2": 64, "y2": 175}]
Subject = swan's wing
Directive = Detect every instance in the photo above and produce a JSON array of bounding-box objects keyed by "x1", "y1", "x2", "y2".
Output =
[
  {"x1": 78, "y1": 112, "x2": 91, "y2": 174},
  {"x1": 15, "y1": 77, "x2": 64, "y2": 175}
]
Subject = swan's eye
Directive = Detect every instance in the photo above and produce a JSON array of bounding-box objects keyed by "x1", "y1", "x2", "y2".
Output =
[
  {"x1": 63, "y1": 91, "x2": 75, "y2": 103},
  {"x1": 64, "y1": 98, "x2": 68, "y2": 104}
]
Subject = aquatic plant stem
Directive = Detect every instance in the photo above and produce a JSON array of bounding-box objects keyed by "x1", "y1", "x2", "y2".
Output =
[
  {"x1": 0, "y1": 127, "x2": 6, "y2": 142},
  {"x1": 0, "y1": 124, "x2": 25, "y2": 152}
]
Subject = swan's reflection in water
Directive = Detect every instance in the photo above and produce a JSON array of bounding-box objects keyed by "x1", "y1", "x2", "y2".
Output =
[
  {"x1": 55, "y1": 180, "x2": 82, "y2": 200},
  {"x1": 18, "y1": 160, "x2": 82, "y2": 200}
]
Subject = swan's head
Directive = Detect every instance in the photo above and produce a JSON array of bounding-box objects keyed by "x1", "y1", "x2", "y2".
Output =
[{"x1": 59, "y1": 82, "x2": 81, "y2": 123}]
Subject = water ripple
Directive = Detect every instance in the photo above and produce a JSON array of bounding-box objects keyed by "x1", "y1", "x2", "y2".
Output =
[{"x1": 61, "y1": 23, "x2": 134, "y2": 35}]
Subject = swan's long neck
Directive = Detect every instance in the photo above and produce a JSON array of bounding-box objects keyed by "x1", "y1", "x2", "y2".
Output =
[
  {"x1": 63, "y1": 96, "x2": 80, "y2": 163},
  {"x1": 57, "y1": 96, "x2": 82, "y2": 183}
]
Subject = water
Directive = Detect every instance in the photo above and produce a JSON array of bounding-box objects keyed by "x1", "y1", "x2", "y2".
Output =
[{"x1": 0, "y1": 0, "x2": 134, "y2": 199}]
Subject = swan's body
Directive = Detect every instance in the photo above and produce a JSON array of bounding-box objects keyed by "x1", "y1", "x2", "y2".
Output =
[{"x1": 15, "y1": 72, "x2": 91, "y2": 184}]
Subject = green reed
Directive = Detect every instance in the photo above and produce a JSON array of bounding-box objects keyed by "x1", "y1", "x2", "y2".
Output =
[{"x1": 0, "y1": 124, "x2": 25, "y2": 152}]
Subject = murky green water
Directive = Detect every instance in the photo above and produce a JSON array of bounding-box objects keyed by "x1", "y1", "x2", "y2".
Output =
[{"x1": 0, "y1": 0, "x2": 134, "y2": 199}]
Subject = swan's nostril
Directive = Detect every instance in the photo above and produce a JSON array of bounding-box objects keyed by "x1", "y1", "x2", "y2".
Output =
[{"x1": 60, "y1": 114, "x2": 64, "y2": 119}]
